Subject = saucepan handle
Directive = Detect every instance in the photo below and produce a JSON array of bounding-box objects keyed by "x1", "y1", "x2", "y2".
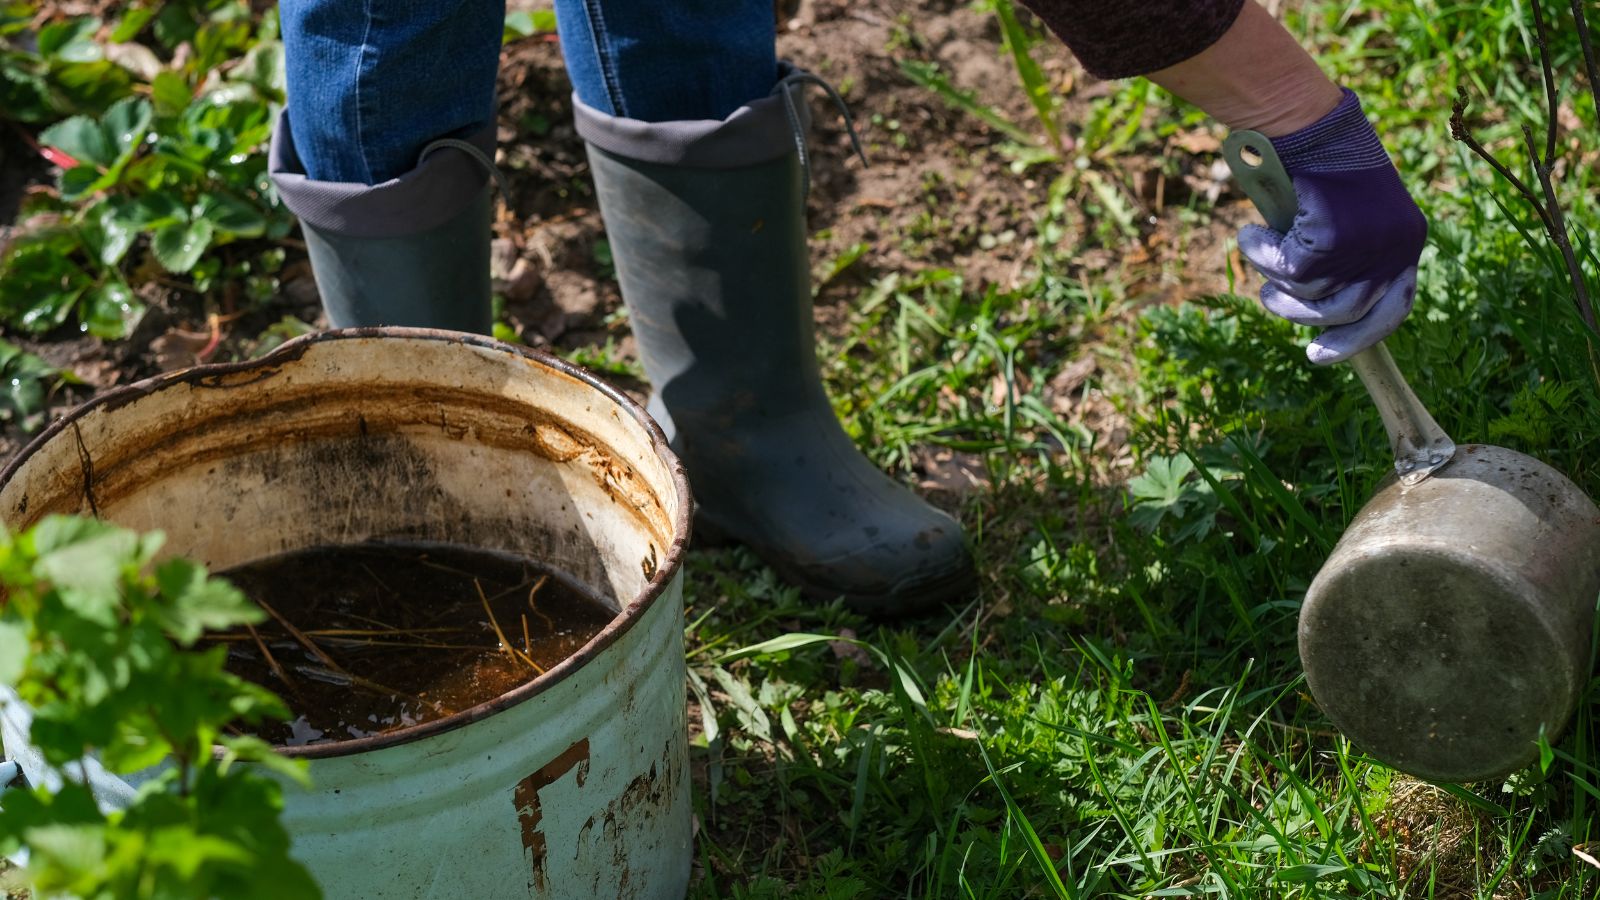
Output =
[{"x1": 1221, "y1": 130, "x2": 1455, "y2": 485}]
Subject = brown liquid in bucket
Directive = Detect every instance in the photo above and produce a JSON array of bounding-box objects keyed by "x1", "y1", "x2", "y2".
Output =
[{"x1": 215, "y1": 542, "x2": 614, "y2": 747}]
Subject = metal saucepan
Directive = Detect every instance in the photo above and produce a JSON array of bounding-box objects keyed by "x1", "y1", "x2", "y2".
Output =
[{"x1": 1223, "y1": 132, "x2": 1600, "y2": 782}]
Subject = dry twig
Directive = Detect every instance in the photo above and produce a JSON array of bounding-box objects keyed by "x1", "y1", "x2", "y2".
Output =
[
  {"x1": 1450, "y1": 0, "x2": 1598, "y2": 333},
  {"x1": 476, "y1": 579, "x2": 545, "y2": 674},
  {"x1": 246, "y1": 624, "x2": 296, "y2": 693},
  {"x1": 526, "y1": 575, "x2": 556, "y2": 634},
  {"x1": 256, "y1": 597, "x2": 353, "y2": 679}
]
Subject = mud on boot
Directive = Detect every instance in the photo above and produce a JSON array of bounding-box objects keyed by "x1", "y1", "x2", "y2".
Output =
[{"x1": 576, "y1": 67, "x2": 976, "y2": 617}]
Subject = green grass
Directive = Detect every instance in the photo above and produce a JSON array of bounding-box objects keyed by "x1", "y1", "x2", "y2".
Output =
[{"x1": 680, "y1": 1, "x2": 1600, "y2": 897}]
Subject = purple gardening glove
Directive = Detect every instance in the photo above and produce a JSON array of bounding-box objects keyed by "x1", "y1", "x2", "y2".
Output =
[{"x1": 1238, "y1": 89, "x2": 1427, "y2": 365}]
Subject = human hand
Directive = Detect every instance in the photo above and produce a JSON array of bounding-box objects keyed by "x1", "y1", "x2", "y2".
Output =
[{"x1": 1237, "y1": 89, "x2": 1427, "y2": 365}]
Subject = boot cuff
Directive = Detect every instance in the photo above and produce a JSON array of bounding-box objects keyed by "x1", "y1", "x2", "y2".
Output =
[
  {"x1": 269, "y1": 113, "x2": 495, "y2": 239},
  {"x1": 573, "y1": 62, "x2": 813, "y2": 168}
]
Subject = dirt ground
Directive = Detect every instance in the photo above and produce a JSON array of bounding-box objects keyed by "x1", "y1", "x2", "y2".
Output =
[{"x1": 0, "y1": 0, "x2": 1252, "y2": 466}]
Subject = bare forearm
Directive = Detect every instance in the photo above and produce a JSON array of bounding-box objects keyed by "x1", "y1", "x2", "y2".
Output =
[{"x1": 1145, "y1": 1, "x2": 1342, "y2": 136}]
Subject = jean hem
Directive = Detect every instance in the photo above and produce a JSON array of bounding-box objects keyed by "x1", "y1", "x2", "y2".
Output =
[{"x1": 573, "y1": 61, "x2": 811, "y2": 168}]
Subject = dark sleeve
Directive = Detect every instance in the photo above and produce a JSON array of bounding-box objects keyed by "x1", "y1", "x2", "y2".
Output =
[{"x1": 1014, "y1": 0, "x2": 1249, "y2": 80}]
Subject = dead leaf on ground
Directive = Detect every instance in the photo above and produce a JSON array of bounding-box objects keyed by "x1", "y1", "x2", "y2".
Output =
[
  {"x1": 1170, "y1": 128, "x2": 1222, "y2": 156},
  {"x1": 915, "y1": 447, "x2": 991, "y2": 497},
  {"x1": 1047, "y1": 355, "x2": 1097, "y2": 413},
  {"x1": 828, "y1": 628, "x2": 872, "y2": 667},
  {"x1": 150, "y1": 329, "x2": 211, "y2": 372},
  {"x1": 68, "y1": 356, "x2": 122, "y2": 389},
  {"x1": 1574, "y1": 843, "x2": 1600, "y2": 871},
  {"x1": 987, "y1": 368, "x2": 1032, "y2": 408}
]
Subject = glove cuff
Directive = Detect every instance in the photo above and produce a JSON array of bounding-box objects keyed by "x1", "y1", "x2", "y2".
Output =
[{"x1": 1270, "y1": 88, "x2": 1391, "y2": 174}]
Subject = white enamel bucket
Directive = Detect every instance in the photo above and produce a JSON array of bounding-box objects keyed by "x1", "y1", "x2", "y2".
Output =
[{"x1": 0, "y1": 328, "x2": 694, "y2": 899}]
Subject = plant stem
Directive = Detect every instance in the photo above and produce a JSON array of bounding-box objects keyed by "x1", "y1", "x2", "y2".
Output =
[
  {"x1": 1450, "y1": 91, "x2": 1555, "y2": 236},
  {"x1": 1570, "y1": 0, "x2": 1600, "y2": 124},
  {"x1": 1530, "y1": 0, "x2": 1560, "y2": 166},
  {"x1": 1522, "y1": 126, "x2": 1597, "y2": 331}
]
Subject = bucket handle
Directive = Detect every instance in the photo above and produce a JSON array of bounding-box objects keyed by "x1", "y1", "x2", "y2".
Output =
[{"x1": 1221, "y1": 130, "x2": 1456, "y2": 485}]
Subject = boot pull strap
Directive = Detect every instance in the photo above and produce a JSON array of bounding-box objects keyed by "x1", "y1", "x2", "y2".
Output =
[
  {"x1": 420, "y1": 137, "x2": 511, "y2": 200},
  {"x1": 772, "y1": 71, "x2": 869, "y2": 198}
]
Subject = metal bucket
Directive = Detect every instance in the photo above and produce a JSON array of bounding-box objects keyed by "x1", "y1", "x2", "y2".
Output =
[{"x1": 0, "y1": 328, "x2": 694, "y2": 899}]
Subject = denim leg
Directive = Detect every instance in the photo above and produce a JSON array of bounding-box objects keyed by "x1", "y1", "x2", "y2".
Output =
[
  {"x1": 552, "y1": 0, "x2": 776, "y2": 122},
  {"x1": 281, "y1": 0, "x2": 504, "y2": 184}
]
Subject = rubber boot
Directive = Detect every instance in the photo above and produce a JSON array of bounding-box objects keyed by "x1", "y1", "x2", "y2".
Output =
[
  {"x1": 269, "y1": 117, "x2": 495, "y2": 333},
  {"x1": 574, "y1": 75, "x2": 976, "y2": 616}
]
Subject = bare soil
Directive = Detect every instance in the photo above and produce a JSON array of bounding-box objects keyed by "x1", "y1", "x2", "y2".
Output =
[{"x1": 1, "y1": 0, "x2": 1254, "y2": 465}]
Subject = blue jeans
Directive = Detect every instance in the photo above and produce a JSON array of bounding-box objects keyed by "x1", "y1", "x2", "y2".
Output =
[{"x1": 282, "y1": 0, "x2": 776, "y2": 185}]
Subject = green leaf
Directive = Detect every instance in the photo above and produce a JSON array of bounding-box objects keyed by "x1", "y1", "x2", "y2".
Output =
[
  {"x1": 110, "y1": 7, "x2": 156, "y2": 43},
  {"x1": 155, "y1": 559, "x2": 264, "y2": 644},
  {"x1": 101, "y1": 96, "x2": 153, "y2": 160},
  {"x1": 717, "y1": 632, "x2": 840, "y2": 662},
  {"x1": 92, "y1": 199, "x2": 140, "y2": 266},
  {"x1": 151, "y1": 218, "x2": 214, "y2": 273},
  {"x1": 230, "y1": 40, "x2": 284, "y2": 96},
  {"x1": 976, "y1": 739, "x2": 1077, "y2": 899},
  {"x1": 152, "y1": 2, "x2": 198, "y2": 50},
  {"x1": 1275, "y1": 863, "x2": 1349, "y2": 883},
  {"x1": 82, "y1": 282, "x2": 144, "y2": 339},
  {"x1": 37, "y1": 17, "x2": 102, "y2": 63},
  {"x1": 1, "y1": 516, "x2": 313, "y2": 899},
  {"x1": 0, "y1": 619, "x2": 28, "y2": 683},
  {"x1": 0, "y1": 2, "x2": 32, "y2": 36},
  {"x1": 0, "y1": 228, "x2": 95, "y2": 333},
  {"x1": 151, "y1": 70, "x2": 192, "y2": 118},
  {"x1": 18, "y1": 284, "x2": 86, "y2": 334},
  {"x1": 709, "y1": 666, "x2": 773, "y2": 743},
  {"x1": 57, "y1": 164, "x2": 109, "y2": 201},
  {"x1": 218, "y1": 735, "x2": 311, "y2": 787},
  {"x1": 19, "y1": 822, "x2": 109, "y2": 872},
  {"x1": 503, "y1": 9, "x2": 557, "y2": 42},
  {"x1": 1126, "y1": 454, "x2": 1199, "y2": 532},
  {"x1": 34, "y1": 530, "x2": 142, "y2": 623},
  {"x1": 39, "y1": 114, "x2": 114, "y2": 168},
  {"x1": 896, "y1": 59, "x2": 1038, "y2": 147},
  {"x1": 130, "y1": 189, "x2": 187, "y2": 226},
  {"x1": 0, "y1": 63, "x2": 53, "y2": 123},
  {"x1": 192, "y1": 19, "x2": 251, "y2": 75},
  {"x1": 45, "y1": 59, "x2": 135, "y2": 115},
  {"x1": 196, "y1": 193, "x2": 267, "y2": 237},
  {"x1": 990, "y1": 0, "x2": 1061, "y2": 150},
  {"x1": 0, "y1": 340, "x2": 56, "y2": 426}
]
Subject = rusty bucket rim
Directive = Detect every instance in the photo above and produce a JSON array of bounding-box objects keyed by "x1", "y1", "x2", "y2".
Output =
[{"x1": 0, "y1": 326, "x2": 694, "y2": 761}]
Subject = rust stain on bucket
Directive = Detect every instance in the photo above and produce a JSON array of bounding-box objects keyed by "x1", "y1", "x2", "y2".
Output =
[
  {"x1": 574, "y1": 736, "x2": 683, "y2": 896},
  {"x1": 515, "y1": 737, "x2": 592, "y2": 893}
]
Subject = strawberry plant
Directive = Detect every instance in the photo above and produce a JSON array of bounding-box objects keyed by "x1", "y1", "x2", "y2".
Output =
[
  {"x1": 0, "y1": 516, "x2": 319, "y2": 899},
  {"x1": 0, "y1": 341, "x2": 64, "y2": 434},
  {"x1": 0, "y1": 7, "x2": 134, "y2": 123},
  {"x1": 0, "y1": 3, "x2": 291, "y2": 339}
]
